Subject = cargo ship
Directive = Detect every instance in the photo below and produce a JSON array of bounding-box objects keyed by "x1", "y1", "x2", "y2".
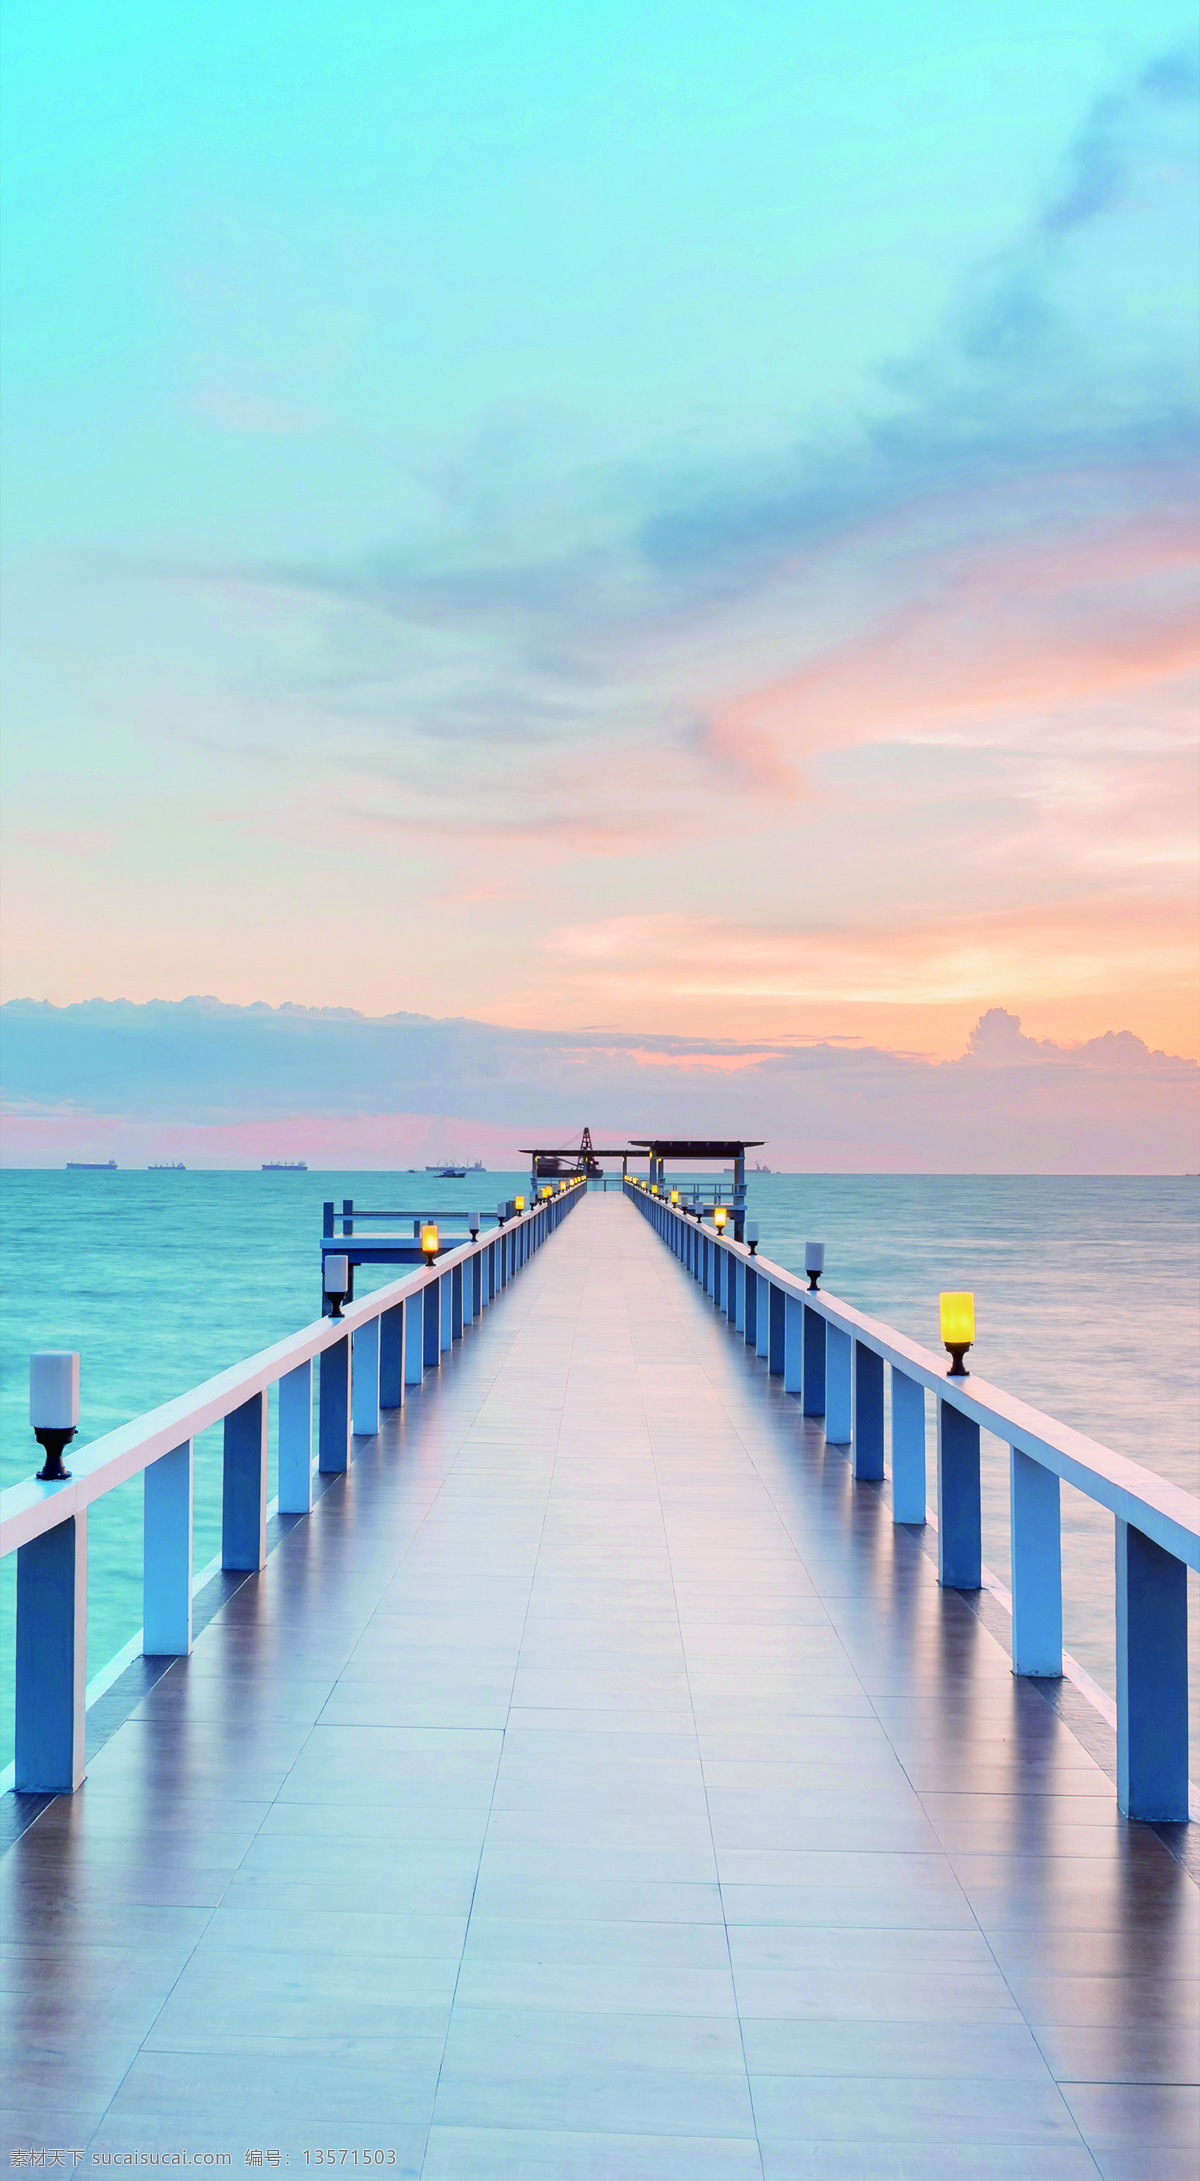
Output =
[
  {"x1": 66, "y1": 1160, "x2": 117, "y2": 1169},
  {"x1": 149, "y1": 1162, "x2": 186, "y2": 1171},
  {"x1": 262, "y1": 1161, "x2": 308, "y2": 1171}
]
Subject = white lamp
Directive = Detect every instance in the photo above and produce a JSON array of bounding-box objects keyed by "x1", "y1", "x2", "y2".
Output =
[
  {"x1": 324, "y1": 1254, "x2": 350, "y2": 1318},
  {"x1": 30, "y1": 1351, "x2": 80, "y2": 1480}
]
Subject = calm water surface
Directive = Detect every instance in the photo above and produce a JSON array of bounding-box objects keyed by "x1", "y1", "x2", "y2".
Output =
[{"x1": 1, "y1": 1170, "x2": 1196, "y2": 1766}]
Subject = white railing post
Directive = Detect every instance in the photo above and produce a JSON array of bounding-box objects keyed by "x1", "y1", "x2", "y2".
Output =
[
  {"x1": 825, "y1": 1324, "x2": 852, "y2": 1443},
  {"x1": 769, "y1": 1284, "x2": 785, "y2": 1375},
  {"x1": 380, "y1": 1303, "x2": 405, "y2": 1409},
  {"x1": 318, "y1": 1340, "x2": 351, "y2": 1475},
  {"x1": 278, "y1": 1359, "x2": 313, "y2": 1512},
  {"x1": 223, "y1": 1391, "x2": 268, "y2": 1566},
  {"x1": 890, "y1": 1367, "x2": 925, "y2": 1522},
  {"x1": 15, "y1": 1512, "x2": 87, "y2": 1792},
  {"x1": 1010, "y1": 1448, "x2": 1061, "y2": 1675},
  {"x1": 937, "y1": 1397, "x2": 981, "y2": 1589},
  {"x1": 1116, "y1": 1519, "x2": 1189, "y2": 1820},
  {"x1": 352, "y1": 1315, "x2": 381, "y2": 1436},
  {"x1": 144, "y1": 1439, "x2": 193, "y2": 1654},
  {"x1": 853, "y1": 1341, "x2": 884, "y2": 1480},
  {"x1": 784, "y1": 1294, "x2": 803, "y2": 1393},
  {"x1": 404, "y1": 1292, "x2": 425, "y2": 1385}
]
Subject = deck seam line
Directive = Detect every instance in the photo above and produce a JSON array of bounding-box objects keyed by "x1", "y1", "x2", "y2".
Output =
[
  {"x1": 417, "y1": 1220, "x2": 584, "y2": 2173},
  {"x1": 640, "y1": 1223, "x2": 768, "y2": 2174}
]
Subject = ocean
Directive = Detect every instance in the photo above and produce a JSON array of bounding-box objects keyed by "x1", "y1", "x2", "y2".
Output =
[{"x1": 1, "y1": 1169, "x2": 1197, "y2": 1768}]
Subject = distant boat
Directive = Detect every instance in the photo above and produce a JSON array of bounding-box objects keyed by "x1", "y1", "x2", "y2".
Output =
[
  {"x1": 66, "y1": 1160, "x2": 117, "y2": 1169},
  {"x1": 262, "y1": 1161, "x2": 308, "y2": 1171},
  {"x1": 750, "y1": 1162, "x2": 773, "y2": 1173},
  {"x1": 426, "y1": 1162, "x2": 468, "y2": 1177},
  {"x1": 149, "y1": 1162, "x2": 186, "y2": 1171}
]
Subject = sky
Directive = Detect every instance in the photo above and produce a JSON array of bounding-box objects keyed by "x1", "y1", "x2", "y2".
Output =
[{"x1": 1, "y1": 3, "x2": 1197, "y2": 1164}]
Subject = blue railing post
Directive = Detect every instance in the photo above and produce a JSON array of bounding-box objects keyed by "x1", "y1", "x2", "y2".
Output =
[
  {"x1": 318, "y1": 1342, "x2": 350, "y2": 1475},
  {"x1": 1010, "y1": 1448, "x2": 1061, "y2": 1676},
  {"x1": 278, "y1": 1359, "x2": 313, "y2": 1512},
  {"x1": 937, "y1": 1398, "x2": 981, "y2": 1588},
  {"x1": 424, "y1": 1279, "x2": 441, "y2": 1366},
  {"x1": 471, "y1": 1253, "x2": 482, "y2": 1320},
  {"x1": 784, "y1": 1294, "x2": 803, "y2": 1394},
  {"x1": 734, "y1": 1258, "x2": 746, "y2": 1332},
  {"x1": 744, "y1": 1266, "x2": 758, "y2": 1347},
  {"x1": 223, "y1": 1391, "x2": 268, "y2": 1565},
  {"x1": 853, "y1": 1342, "x2": 884, "y2": 1481},
  {"x1": 452, "y1": 1263, "x2": 464, "y2": 1340},
  {"x1": 352, "y1": 1316, "x2": 381, "y2": 1436},
  {"x1": 890, "y1": 1367, "x2": 925, "y2": 1522},
  {"x1": 825, "y1": 1323, "x2": 852, "y2": 1443},
  {"x1": 727, "y1": 1251, "x2": 738, "y2": 1322},
  {"x1": 379, "y1": 1303, "x2": 405, "y2": 1409},
  {"x1": 803, "y1": 1304, "x2": 826, "y2": 1415},
  {"x1": 755, "y1": 1274, "x2": 769, "y2": 1360},
  {"x1": 322, "y1": 1201, "x2": 334, "y2": 1238},
  {"x1": 144, "y1": 1438, "x2": 193, "y2": 1654},
  {"x1": 439, "y1": 1270, "x2": 453, "y2": 1353},
  {"x1": 769, "y1": 1285, "x2": 785, "y2": 1376},
  {"x1": 1115, "y1": 1519, "x2": 1189, "y2": 1821},
  {"x1": 15, "y1": 1513, "x2": 87, "y2": 1792}
]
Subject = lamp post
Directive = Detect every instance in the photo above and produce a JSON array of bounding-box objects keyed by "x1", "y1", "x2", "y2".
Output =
[
  {"x1": 30, "y1": 1351, "x2": 80, "y2": 1480},
  {"x1": 324, "y1": 1254, "x2": 350, "y2": 1319},
  {"x1": 421, "y1": 1222, "x2": 440, "y2": 1266},
  {"x1": 940, "y1": 1292, "x2": 974, "y2": 1377}
]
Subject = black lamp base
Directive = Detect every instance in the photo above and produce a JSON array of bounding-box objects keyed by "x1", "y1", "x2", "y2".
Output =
[
  {"x1": 945, "y1": 1344, "x2": 971, "y2": 1378},
  {"x1": 35, "y1": 1427, "x2": 76, "y2": 1481}
]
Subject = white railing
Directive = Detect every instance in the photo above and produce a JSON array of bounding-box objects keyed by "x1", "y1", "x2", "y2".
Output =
[
  {"x1": 1, "y1": 1182, "x2": 585, "y2": 1795},
  {"x1": 627, "y1": 1180, "x2": 1199, "y2": 1824}
]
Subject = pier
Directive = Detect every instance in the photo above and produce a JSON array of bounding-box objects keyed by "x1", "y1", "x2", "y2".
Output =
[{"x1": 2, "y1": 1188, "x2": 1198, "y2": 2173}]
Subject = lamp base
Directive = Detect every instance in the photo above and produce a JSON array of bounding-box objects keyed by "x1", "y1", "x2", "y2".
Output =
[
  {"x1": 945, "y1": 1344, "x2": 971, "y2": 1378},
  {"x1": 807, "y1": 1274, "x2": 821, "y2": 1291},
  {"x1": 35, "y1": 1427, "x2": 76, "y2": 1481}
]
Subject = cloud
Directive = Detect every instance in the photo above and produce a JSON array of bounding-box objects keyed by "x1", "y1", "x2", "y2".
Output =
[{"x1": 1, "y1": 996, "x2": 1194, "y2": 1174}]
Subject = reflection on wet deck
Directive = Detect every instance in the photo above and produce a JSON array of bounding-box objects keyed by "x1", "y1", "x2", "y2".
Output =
[{"x1": 2, "y1": 1195, "x2": 1196, "y2": 2177}]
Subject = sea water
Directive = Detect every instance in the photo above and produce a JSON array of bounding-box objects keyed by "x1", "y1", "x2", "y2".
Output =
[{"x1": 1, "y1": 1170, "x2": 1196, "y2": 1767}]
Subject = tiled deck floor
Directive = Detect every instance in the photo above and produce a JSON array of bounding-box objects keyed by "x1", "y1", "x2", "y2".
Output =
[{"x1": 2, "y1": 1194, "x2": 1197, "y2": 2178}]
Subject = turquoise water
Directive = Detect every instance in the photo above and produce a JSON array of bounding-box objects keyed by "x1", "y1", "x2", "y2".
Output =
[{"x1": 1, "y1": 1171, "x2": 1197, "y2": 1767}]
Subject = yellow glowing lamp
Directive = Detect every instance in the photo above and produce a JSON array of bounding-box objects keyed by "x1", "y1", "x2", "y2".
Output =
[
  {"x1": 713, "y1": 1205, "x2": 728, "y2": 1231},
  {"x1": 420, "y1": 1221, "x2": 439, "y2": 1261},
  {"x1": 939, "y1": 1292, "x2": 975, "y2": 1377},
  {"x1": 541, "y1": 1185, "x2": 552, "y2": 1199},
  {"x1": 651, "y1": 1183, "x2": 658, "y2": 1195},
  {"x1": 670, "y1": 1189, "x2": 679, "y2": 1205},
  {"x1": 514, "y1": 1194, "x2": 525, "y2": 1212}
]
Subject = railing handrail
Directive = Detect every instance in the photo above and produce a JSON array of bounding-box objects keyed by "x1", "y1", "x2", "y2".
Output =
[
  {"x1": 0, "y1": 1206, "x2": 545, "y2": 1561},
  {"x1": 638, "y1": 1194, "x2": 1200, "y2": 1569}
]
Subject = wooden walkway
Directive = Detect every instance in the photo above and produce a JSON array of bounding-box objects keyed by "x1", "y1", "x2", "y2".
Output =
[{"x1": 3, "y1": 1194, "x2": 1197, "y2": 2177}]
